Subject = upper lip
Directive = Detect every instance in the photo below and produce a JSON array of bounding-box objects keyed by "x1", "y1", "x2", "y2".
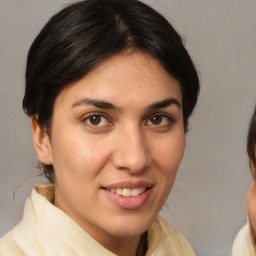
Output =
[{"x1": 102, "y1": 180, "x2": 154, "y2": 190}]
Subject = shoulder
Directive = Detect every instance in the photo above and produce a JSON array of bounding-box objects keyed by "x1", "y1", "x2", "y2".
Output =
[
  {"x1": 0, "y1": 215, "x2": 45, "y2": 256},
  {"x1": 232, "y1": 223, "x2": 256, "y2": 256},
  {"x1": 0, "y1": 216, "x2": 44, "y2": 256},
  {"x1": 0, "y1": 230, "x2": 24, "y2": 256},
  {"x1": 147, "y1": 216, "x2": 195, "y2": 256},
  {"x1": 0, "y1": 231, "x2": 46, "y2": 256},
  {"x1": 0, "y1": 187, "x2": 50, "y2": 256}
]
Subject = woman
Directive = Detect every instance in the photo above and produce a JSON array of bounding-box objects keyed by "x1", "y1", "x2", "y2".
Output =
[
  {"x1": 233, "y1": 106, "x2": 256, "y2": 256},
  {"x1": 0, "y1": 0, "x2": 200, "y2": 255}
]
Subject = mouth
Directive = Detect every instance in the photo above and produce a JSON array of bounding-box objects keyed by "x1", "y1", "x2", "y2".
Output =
[
  {"x1": 105, "y1": 187, "x2": 147, "y2": 197},
  {"x1": 101, "y1": 181, "x2": 153, "y2": 209},
  {"x1": 102, "y1": 185, "x2": 153, "y2": 210}
]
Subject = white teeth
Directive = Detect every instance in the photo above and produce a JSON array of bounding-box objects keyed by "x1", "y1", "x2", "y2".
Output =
[
  {"x1": 139, "y1": 187, "x2": 146, "y2": 194},
  {"x1": 116, "y1": 188, "x2": 123, "y2": 195},
  {"x1": 131, "y1": 188, "x2": 139, "y2": 196},
  {"x1": 123, "y1": 188, "x2": 132, "y2": 196},
  {"x1": 108, "y1": 187, "x2": 146, "y2": 197}
]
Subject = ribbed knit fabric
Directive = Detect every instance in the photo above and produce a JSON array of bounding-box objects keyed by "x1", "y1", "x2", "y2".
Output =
[{"x1": 0, "y1": 185, "x2": 195, "y2": 256}]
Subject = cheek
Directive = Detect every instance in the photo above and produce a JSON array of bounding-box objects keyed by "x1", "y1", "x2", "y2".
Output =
[
  {"x1": 247, "y1": 181, "x2": 256, "y2": 231},
  {"x1": 153, "y1": 134, "x2": 185, "y2": 175},
  {"x1": 52, "y1": 135, "x2": 111, "y2": 179}
]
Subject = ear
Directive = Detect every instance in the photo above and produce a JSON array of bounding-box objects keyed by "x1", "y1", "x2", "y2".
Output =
[{"x1": 31, "y1": 117, "x2": 52, "y2": 165}]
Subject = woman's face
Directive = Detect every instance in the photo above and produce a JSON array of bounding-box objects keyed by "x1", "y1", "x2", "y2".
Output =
[
  {"x1": 247, "y1": 162, "x2": 256, "y2": 241},
  {"x1": 35, "y1": 52, "x2": 184, "y2": 246}
]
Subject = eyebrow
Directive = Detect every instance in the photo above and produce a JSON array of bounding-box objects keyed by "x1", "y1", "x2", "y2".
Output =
[
  {"x1": 147, "y1": 98, "x2": 181, "y2": 111},
  {"x1": 71, "y1": 98, "x2": 120, "y2": 110},
  {"x1": 71, "y1": 97, "x2": 181, "y2": 111}
]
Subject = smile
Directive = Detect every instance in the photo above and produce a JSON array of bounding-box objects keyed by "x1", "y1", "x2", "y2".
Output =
[
  {"x1": 103, "y1": 186, "x2": 153, "y2": 210},
  {"x1": 107, "y1": 187, "x2": 146, "y2": 197}
]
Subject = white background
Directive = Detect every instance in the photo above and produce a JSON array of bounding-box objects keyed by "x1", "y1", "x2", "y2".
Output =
[{"x1": 1, "y1": 1, "x2": 256, "y2": 255}]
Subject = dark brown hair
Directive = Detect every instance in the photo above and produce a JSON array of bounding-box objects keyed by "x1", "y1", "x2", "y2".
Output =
[
  {"x1": 247, "y1": 105, "x2": 256, "y2": 168},
  {"x1": 23, "y1": 0, "x2": 200, "y2": 183}
]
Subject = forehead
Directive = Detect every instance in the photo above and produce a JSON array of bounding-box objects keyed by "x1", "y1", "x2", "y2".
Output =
[
  {"x1": 55, "y1": 52, "x2": 182, "y2": 109},
  {"x1": 91, "y1": 52, "x2": 177, "y2": 86}
]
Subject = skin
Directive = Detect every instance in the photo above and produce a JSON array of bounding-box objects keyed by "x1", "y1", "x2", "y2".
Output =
[
  {"x1": 31, "y1": 52, "x2": 185, "y2": 256},
  {"x1": 247, "y1": 162, "x2": 256, "y2": 244}
]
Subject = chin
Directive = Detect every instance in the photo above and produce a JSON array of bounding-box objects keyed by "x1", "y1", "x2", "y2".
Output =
[{"x1": 107, "y1": 213, "x2": 156, "y2": 237}]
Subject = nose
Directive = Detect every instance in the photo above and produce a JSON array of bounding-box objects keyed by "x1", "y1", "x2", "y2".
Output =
[{"x1": 111, "y1": 127, "x2": 151, "y2": 174}]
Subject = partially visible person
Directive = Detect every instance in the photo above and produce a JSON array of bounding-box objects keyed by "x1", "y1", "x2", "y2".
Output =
[{"x1": 233, "y1": 105, "x2": 256, "y2": 256}]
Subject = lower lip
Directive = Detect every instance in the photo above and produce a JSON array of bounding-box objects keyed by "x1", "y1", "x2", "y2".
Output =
[{"x1": 102, "y1": 188, "x2": 152, "y2": 210}]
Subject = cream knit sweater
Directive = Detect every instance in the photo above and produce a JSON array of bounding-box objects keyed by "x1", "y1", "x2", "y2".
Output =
[
  {"x1": 232, "y1": 222, "x2": 256, "y2": 256},
  {"x1": 0, "y1": 185, "x2": 195, "y2": 256}
]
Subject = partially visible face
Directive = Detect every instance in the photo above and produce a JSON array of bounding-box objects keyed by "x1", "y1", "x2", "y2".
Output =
[
  {"x1": 247, "y1": 161, "x2": 256, "y2": 241},
  {"x1": 37, "y1": 52, "x2": 184, "y2": 247}
]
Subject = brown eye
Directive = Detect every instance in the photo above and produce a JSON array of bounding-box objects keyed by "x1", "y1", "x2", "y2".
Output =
[
  {"x1": 83, "y1": 114, "x2": 109, "y2": 127},
  {"x1": 150, "y1": 115, "x2": 162, "y2": 125},
  {"x1": 89, "y1": 115, "x2": 101, "y2": 125},
  {"x1": 146, "y1": 114, "x2": 173, "y2": 127}
]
